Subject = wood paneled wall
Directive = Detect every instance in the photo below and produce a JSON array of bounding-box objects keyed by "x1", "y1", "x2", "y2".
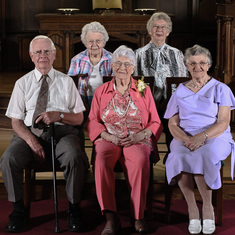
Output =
[
  {"x1": 0, "y1": 0, "x2": 217, "y2": 72},
  {"x1": 0, "y1": 0, "x2": 6, "y2": 70}
]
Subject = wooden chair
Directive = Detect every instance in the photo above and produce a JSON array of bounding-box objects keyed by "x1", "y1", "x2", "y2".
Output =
[
  {"x1": 103, "y1": 75, "x2": 155, "y2": 219},
  {"x1": 24, "y1": 74, "x2": 156, "y2": 219},
  {"x1": 164, "y1": 76, "x2": 224, "y2": 226},
  {"x1": 24, "y1": 74, "x2": 89, "y2": 219}
]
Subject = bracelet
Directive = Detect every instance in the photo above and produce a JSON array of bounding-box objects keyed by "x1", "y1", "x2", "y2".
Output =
[
  {"x1": 144, "y1": 130, "x2": 148, "y2": 139},
  {"x1": 204, "y1": 131, "x2": 209, "y2": 140}
]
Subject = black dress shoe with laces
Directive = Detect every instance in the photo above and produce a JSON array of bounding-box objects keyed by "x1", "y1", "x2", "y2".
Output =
[
  {"x1": 6, "y1": 209, "x2": 27, "y2": 233},
  {"x1": 67, "y1": 208, "x2": 84, "y2": 232}
]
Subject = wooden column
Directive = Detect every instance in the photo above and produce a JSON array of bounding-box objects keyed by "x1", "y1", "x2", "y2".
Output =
[
  {"x1": 214, "y1": 16, "x2": 221, "y2": 79},
  {"x1": 65, "y1": 31, "x2": 71, "y2": 72},
  {"x1": 0, "y1": 0, "x2": 6, "y2": 70},
  {"x1": 224, "y1": 17, "x2": 232, "y2": 85},
  {"x1": 216, "y1": 1, "x2": 235, "y2": 129},
  {"x1": 140, "y1": 30, "x2": 148, "y2": 47}
]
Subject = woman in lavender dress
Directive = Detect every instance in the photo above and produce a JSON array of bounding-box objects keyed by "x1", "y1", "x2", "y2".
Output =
[{"x1": 164, "y1": 45, "x2": 235, "y2": 235}]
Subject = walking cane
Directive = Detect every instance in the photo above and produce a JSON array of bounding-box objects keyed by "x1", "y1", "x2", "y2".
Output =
[
  {"x1": 50, "y1": 123, "x2": 60, "y2": 233},
  {"x1": 33, "y1": 116, "x2": 60, "y2": 233}
]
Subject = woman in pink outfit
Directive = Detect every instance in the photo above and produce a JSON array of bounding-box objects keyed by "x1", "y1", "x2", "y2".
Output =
[{"x1": 87, "y1": 45, "x2": 163, "y2": 235}]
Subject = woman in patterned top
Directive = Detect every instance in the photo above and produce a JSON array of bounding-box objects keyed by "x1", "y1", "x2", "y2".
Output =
[
  {"x1": 135, "y1": 12, "x2": 188, "y2": 152},
  {"x1": 68, "y1": 21, "x2": 112, "y2": 107},
  {"x1": 88, "y1": 45, "x2": 163, "y2": 235}
]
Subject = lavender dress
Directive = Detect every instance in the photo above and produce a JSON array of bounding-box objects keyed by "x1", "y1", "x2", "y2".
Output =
[{"x1": 164, "y1": 78, "x2": 235, "y2": 189}]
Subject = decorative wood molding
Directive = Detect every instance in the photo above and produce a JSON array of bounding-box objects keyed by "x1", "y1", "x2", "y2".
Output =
[{"x1": 36, "y1": 13, "x2": 151, "y2": 72}]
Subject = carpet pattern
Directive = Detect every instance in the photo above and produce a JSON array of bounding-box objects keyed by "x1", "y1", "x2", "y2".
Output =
[{"x1": 0, "y1": 198, "x2": 235, "y2": 235}]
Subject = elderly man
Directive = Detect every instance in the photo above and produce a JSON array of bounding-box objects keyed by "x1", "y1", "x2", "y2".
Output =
[{"x1": 0, "y1": 35, "x2": 88, "y2": 233}]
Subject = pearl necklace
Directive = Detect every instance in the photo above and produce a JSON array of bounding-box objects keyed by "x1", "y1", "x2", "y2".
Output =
[{"x1": 112, "y1": 97, "x2": 131, "y2": 118}]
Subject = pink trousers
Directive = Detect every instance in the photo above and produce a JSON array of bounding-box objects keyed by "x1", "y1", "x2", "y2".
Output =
[{"x1": 94, "y1": 140, "x2": 151, "y2": 219}]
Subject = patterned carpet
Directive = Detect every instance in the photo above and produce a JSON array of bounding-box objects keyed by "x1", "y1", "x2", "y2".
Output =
[{"x1": 0, "y1": 198, "x2": 235, "y2": 235}]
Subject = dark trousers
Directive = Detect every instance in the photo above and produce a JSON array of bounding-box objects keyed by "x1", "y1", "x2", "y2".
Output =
[{"x1": 0, "y1": 125, "x2": 88, "y2": 204}]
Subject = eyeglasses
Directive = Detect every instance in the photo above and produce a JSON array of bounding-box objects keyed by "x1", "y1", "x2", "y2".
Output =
[
  {"x1": 114, "y1": 61, "x2": 133, "y2": 68},
  {"x1": 152, "y1": 25, "x2": 168, "y2": 30},
  {"x1": 86, "y1": 39, "x2": 104, "y2": 45},
  {"x1": 32, "y1": 50, "x2": 54, "y2": 57},
  {"x1": 188, "y1": 62, "x2": 208, "y2": 67}
]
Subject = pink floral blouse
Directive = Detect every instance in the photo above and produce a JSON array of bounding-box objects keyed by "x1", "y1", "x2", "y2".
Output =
[{"x1": 100, "y1": 88, "x2": 152, "y2": 149}]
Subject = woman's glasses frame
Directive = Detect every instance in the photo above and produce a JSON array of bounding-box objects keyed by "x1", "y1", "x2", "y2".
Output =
[
  {"x1": 114, "y1": 61, "x2": 134, "y2": 68},
  {"x1": 86, "y1": 39, "x2": 105, "y2": 46},
  {"x1": 187, "y1": 62, "x2": 208, "y2": 67}
]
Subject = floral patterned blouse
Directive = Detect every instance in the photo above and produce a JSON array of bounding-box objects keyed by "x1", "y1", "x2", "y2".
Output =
[{"x1": 100, "y1": 87, "x2": 152, "y2": 149}]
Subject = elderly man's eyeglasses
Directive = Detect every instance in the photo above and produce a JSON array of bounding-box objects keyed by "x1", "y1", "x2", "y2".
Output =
[
  {"x1": 32, "y1": 50, "x2": 54, "y2": 56},
  {"x1": 86, "y1": 39, "x2": 104, "y2": 45},
  {"x1": 153, "y1": 25, "x2": 168, "y2": 30},
  {"x1": 188, "y1": 62, "x2": 208, "y2": 67},
  {"x1": 114, "y1": 61, "x2": 133, "y2": 68}
]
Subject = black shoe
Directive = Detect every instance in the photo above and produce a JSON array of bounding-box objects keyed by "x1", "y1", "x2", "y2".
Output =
[
  {"x1": 6, "y1": 209, "x2": 27, "y2": 233},
  {"x1": 130, "y1": 218, "x2": 148, "y2": 234},
  {"x1": 67, "y1": 208, "x2": 84, "y2": 232}
]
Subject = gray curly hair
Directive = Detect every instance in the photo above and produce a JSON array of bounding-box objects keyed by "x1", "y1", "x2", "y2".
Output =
[
  {"x1": 147, "y1": 12, "x2": 172, "y2": 34},
  {"x1": 112, "y1": 45, "x2": 136, "y2": 67},
  {"x1": 184, "y1": 44, "x2": 212, "y2": 67},
  {"x1": 81, "y1": 21, "x2": 109, "y2": 46}
]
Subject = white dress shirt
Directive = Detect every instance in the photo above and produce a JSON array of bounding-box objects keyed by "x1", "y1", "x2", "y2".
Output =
[{"x1": 6, "y1": 68, "x2": 85, "y2": 126}]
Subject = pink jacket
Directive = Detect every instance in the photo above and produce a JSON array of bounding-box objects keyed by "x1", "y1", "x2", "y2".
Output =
[{"x1": 87, "y1": 77, "x2": 163, "y2": 162}]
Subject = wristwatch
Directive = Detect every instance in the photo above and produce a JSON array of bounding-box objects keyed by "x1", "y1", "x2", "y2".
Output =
[{"x1": 59, "y1": 112, "x2": 64, "y2": 122}]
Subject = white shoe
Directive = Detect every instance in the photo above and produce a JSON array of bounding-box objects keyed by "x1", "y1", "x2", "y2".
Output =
[
  {"x1": 202, "y1": 217, "x2": 215, "y2": 234},
  {"x1": 188, "y1": 219, "x2": 202, "y2": 234}
]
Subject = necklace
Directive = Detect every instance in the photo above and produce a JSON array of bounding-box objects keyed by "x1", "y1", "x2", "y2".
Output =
[
  {"x1": 189, "y1": 79, "x2": 209, "y2": 89},
  {"x1": 112, "y1": 97, "x2": 131, "y2": 118}
]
